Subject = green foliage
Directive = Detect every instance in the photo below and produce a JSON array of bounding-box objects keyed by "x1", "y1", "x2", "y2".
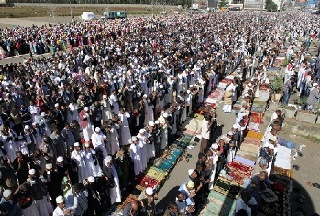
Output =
[
  {"x1": 282, "y1": 58, "x2": 290, "y2": 67},
  {"x1": 270, "y1": 76, "x2": 284, "y2": 94},
  {"x1": 218, "y1": 0, "x2": 228, "y2": 8},
  {"x1": 265, "y1": 0, "x2": 278, "y2": 12}
]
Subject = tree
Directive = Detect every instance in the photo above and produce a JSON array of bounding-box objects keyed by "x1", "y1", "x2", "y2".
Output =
[
  {"x1": 265, "y1": 0, "x2": 278, "y2": 11},
  {"x1": 218, "y1": 0, "x2": 228, "y2": 8}
]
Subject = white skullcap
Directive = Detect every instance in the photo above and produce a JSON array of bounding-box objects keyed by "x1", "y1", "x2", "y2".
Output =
[
  {"x1": 46, "y1": 164, "x2": 53, "y2": 170},
  {"x1": 74, "y1": 142, "x2": 80, "y2": 147},
  {"x1": 188, "y1": 169, "x2": 194, "y2": 176},
  {"x1": 28, "y1": 169, "x2": 36, "y2": 175},
  {"x1": 159, "y1": 85, "x2": 164, "y2": 88},
  {"x1": 104, "y1": 156, "x2": 112, "y2": 165},
  {"x1": 3, "y1": 189, "x2": 12, "y2": 198},
  {"x1": 32, "y1": 122, "x2": 37, "y2": 126},
  {"x1": 54, "y1": 103, "x2": 59, "y2": 108},
  {"x1": 24, "y1": 125, "x2": 30, "y2": 130},
  {"x1": 187, "y1": 90, "x2": 191, "y2": 94},
  {"x1": 143, "y1": 94, "x2": 148, "y2": 98},
  {"x1": 132, "y1": 136, "x2": 138, "y2": 142},
  {"x1": 56, "y1": 195, "x2": 64, "y2": 204},
  {"x1": 88, "y1": 176, "x2": 95, "y2": 183},
  {"x1": 155, "y1": 121, "x2": 160, "y2": 124},
  {"x1": 232, "y1": 124, "x2": 238, "y2": 129},
  {"x1": 57, "y1": 156, "x2": 63, "y2": 162},
  {"x1": 227, "y1": 131, "x2": 234, "y2": 136},
  {"x1": 146, "y1": 187, "x2": 153, "y2": 195},
  {"x1": 139, "y1": 129, "x2": 145, "y2": 134},
  {"x1": 84, "y1": 107, "x2": 89, "y2": 112},
  {"x1": 267, "y1": 144, "x2": 275, "y2": 150},
  {"x1": 41, "y1": 112, "x2": 46, "y2": 117},
  {"x1": 103, "y1": 95, "x2": 107, "y2": 99},
  {"x1": 149, "y1": 121, "x2": 155, "y2": 127},
  {"x1": 211, "y1": 143, "x2": 219, "y2": 149},
  {"x1": 95, "y1": 127, "x2": 101, "y2": 132},
  {"x1": 162, "y1": 113, "x2": 168, "y2": 118},
  {"x1": 85, "y1": 143, "x2": 90, "y2": 148},
  {"x1": 313, "y1": 83, "x2": 318, "y2": 87}
]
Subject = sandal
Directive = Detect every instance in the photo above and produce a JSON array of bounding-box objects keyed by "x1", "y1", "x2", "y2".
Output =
[{"x1": 312, "y1": 182, "x2": 320, "y2": 189}]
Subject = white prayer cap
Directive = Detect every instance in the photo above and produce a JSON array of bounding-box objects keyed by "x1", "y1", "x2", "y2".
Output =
[
  {"x1": 139, "y1": 129, "x2": 145, "y2": 134},
  {"x1": 132, "y1": 136, "x2": 138, "y2": 142},
  {"x1": 95, "y1": 127, "x2": 101, "y2": 132},
  {"x1": 149, "y1": 121, "x2": 155, "y2": 127},
  {"x1": 269, "y1": 135, "x2": 277, "y2": 142},
  {"x1": 103, "y1": 95, "x2": 107, "y2": 99},
  {"x1": 227, "y1": 131, "x2": 234, "y2": 136},
  {"x1": 313, "y1": 83, "x2": 318, "y2": 87},
  {"x1": 74, "y1": 142, "x2": 80, "y2": 147},
  {"x1": 143, "y1": 94, "x2": 148, "y2": 98},
  {"x1": 32, "y1": 122, "x2": 37, "y2": 126},
  {"x1": 28, "y1": 169, "x2": 36, "y2": 175},
  {"x1": 188, "y1": 169, "x2": 194, "y2": 176},
  {"x1": 186, "y1": 181, "x2": 195, "y2": 189},
  {"x1": 211, "y1": 143, "x2": 219, "y2": 149},
  {"x1": 267, "y1": 144, "x2": 275, "y2": 150},
  {"x1": 24, "y1": 125, "x2": 30, "y2": 130},
  {"x1": 41, "y1": 112, "x2": 46, "y2": 117},
  {"x1": 162, "y1": 113, "x2": 168, "y2": 118},
  {"x1": 159, "y1": 85, "x2": 164, "y2": 88},
  {"x1": 146, "y1": 187, "x2": 154, "y2": 195},
  {"x1": 232, "y1": 124, "x2": 238, "y2": 129},
  {"x1": 3, "y1": 189, "x2": 12, "y2": 198},
  {"x1": 97, "y1": 172, "x2": 104, "y2": 177},
  {"x1": 85, "y1": 143, "x2": 90, "y2": 148},
  {"x1": 104, "y1": 156, "x2": 112, "y2": 165},
  {"x1": 84, "y1": 107, "x2": 89, "y2": 112},
  {"x1": 56, "y1": 195, "x2": 64, "y2": 204},
  {"x1": 159, "y1": 118, "x2": 165, "y2": 124},
  {"x1": 46, "y1": 164, "x2": 53, "y2": 170},
  {"x1": 57, "y1": 156, "x2": 64, "y2": 163},
  {"x1": 155, "y1": 121, "x2": 160, "y2": 124},
  {"x1": 187, "y1": 90, "x2": 191, "y2": 94},
  {"x1": 88, "y1": 176, "x2": 95, "y2": 183},
  {"x1": 54, "y1": 103, "x2": 59, "y2": 108}
]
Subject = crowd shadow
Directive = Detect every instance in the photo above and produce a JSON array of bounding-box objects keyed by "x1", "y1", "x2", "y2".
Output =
[{"x1": 156, "y1": 186, "x2": 180, "y2": 212}]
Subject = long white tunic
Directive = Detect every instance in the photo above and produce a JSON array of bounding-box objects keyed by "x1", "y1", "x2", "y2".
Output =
[
  {"x1": 129, "y1": 143, "x2": 143, "y2": 175},
  {"x1": 118, "y1": 112, "x2": 132, "y2": 146},
  {"x1": 137, "y1": 133, "x2": 148, "y2": 171},
  {"x1": 102, "y1": 99, "x2": 113, "y2": 121},
  {"x1": 82, "y1": 113, "x2": 93, "y2": 142},
  {"x1": 109, "y1": 165, "x2": 121, "y2": 205},
  {"x1": 4, "y1": 139, "x2": 18, "y2": 162},
  {"x1": 160, "y1": 124, "x2": 168, "y2": 150},
  {"x1": 109, "y1": 94, "x2": 119, "y2": 115},
  {"x1": 84, "y1": 149, "x2": 102, "y2": 177},
  {"x1": 71, "y1": 150, "x2": 89, "y2": 182}
]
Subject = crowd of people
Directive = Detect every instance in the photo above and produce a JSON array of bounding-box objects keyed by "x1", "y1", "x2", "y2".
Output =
[{"x1": 0, "y1": 9, "x2": 319, "y2": 216}]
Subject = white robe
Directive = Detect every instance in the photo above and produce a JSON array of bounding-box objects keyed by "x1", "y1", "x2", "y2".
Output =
[
  {"x1": 71, "y1": 150, "x2": 89, "y2": 182},
  {"x1": 4, "y1": 139, "x2": 18, "y2": 162},
  {"x1": 102, "y1": 99, "x2": 113, "y2": 121},
  {"x1": 109, "y1": 165, "x2": 121, "y2": 204},
  {"x1": 143, "y1": 101, "x2": 154, "y2": 126},
  {"x1": 84, "y1": 149, "x2": 102, "y2": 177},
  {"x1": 17, "y1": 140, "x2": 29, "y2": 155},
  {"x1": 160, "y1": 124, "x2": 168, "y2": 150},
  {"x1": 137, "y1": 133, "x2": 148, "y2": 171},
  {"x1": 82, "y1": 113, "x2": 93, "y2": 142},
  {"x1": 129, "y1": 143, "x2": 143, "y2": 176},
  {"x1": 109, "y1": 94, "x2": 120, "y2": 115},
  {"x1": 107, "y1": 127, "x2": 120, "y2": 155},
  {"x1": 118, "y1": 112, "x2": 132, "y2": 146}
]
